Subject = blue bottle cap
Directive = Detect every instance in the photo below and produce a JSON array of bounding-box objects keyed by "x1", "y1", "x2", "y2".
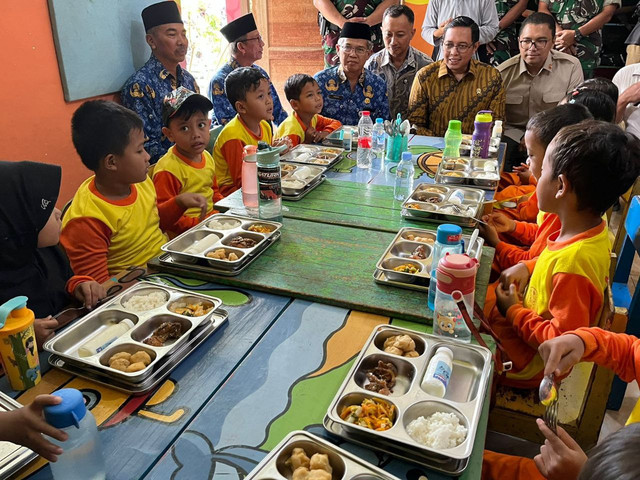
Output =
[
  {"x1": 436, "y1": 224, "x2": 462, "y2": 245},
  {"x1": 375, "y1": 118, "x2": 383, "y2": 124},
  {"x1": 44, "y1": 388, "x2": 86, "y2": 429}
]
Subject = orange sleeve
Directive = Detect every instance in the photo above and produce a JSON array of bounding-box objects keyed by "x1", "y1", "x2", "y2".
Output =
[
  {"x1": 528, "y1": 176, "x2": 538, "y2": 186},
  {"x1": 315, "y1": 115, "x2": 342, "y2": 133},
  {"x1": 157, "y1": 197, "x2": 186, "y2": 232},
  {"x1": 64, "y1": 275, "x2": 95, "y2": 296},
  {"x1": 60, "y1": 217, "x2": 113, "y2": 284},
  {"x1": 515, "y1": 193, "x2": 539, "y2": 223},
  {"x1": 511, "y1": 220, "x2": 539, "y2": 246},
  {"x1": 212, "y1": 176, "x2": 224, "y2": 204},
  {"x1": 285, "y1": 133, "x2": 301, "y2": 147},
  {"x1": 482, "y1": 450, "x2": 545, "y2": 480},
  {"x1": 220, "y1": 139, "x2": 245, "y2": 193},
  {"x1": 570, "y1": 328, "x2": 640, "y2": 384},
  {"x1": 506, "y1": 272, "x2": 602, "y2": 349},
  {"x1": 494, "y1": 241, "x2": 530, "y2": 269},
  {"x1": 153, "y1": 171, "x2": 198, "y2": 234}
]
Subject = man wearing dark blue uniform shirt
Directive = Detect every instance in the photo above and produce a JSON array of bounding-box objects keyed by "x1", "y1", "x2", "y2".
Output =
[
  {"x1": 208, "y1": 13, "x2": 287, "y2": 126},
  {"x1": 121, "y1": 1, "x2": 199, "y2": 164},
  {"x1": 314, "y1": 22, "x2": 390, "y2": 125}
]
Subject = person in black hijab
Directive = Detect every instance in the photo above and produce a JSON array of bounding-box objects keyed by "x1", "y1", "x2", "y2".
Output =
[{"x1": 0, "y1": 161, "x2": 105, "y2": 345}]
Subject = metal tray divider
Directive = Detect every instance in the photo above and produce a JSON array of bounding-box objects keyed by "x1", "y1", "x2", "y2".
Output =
[
  {"x1": 281, "y1": 162, "x2": 327, "y2": 196},
  {"x1": 401, "y1": 183, "x2": 482, "y2": 227},
  {"x1": 280, "y1": 145, "x2": 345, "y2": 169},
  {"x1": 435, "y1": 161, "x2": 499, "y2": 191},
  {"x1": 375, "y1": 229, "x2": 435, "y2": 284},
  {"x1": 283, "y1": 175, "x2": 327, "y2": 201}
]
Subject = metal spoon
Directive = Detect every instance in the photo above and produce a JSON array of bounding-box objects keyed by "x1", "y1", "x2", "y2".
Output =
[{"x1": 540, "y1": 373, "x2": 559, "y2": 434}]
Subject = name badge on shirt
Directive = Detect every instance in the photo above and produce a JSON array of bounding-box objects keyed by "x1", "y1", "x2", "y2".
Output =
[{"x1": 328, "y1": 95, "x2": 343, "y2": 100}]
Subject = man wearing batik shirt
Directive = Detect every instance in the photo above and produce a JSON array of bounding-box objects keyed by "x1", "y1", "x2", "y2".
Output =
[
  {"x1": 315, "y1": 22, "x2": 390, "y2": 126},
  {"x1": 121, "y1": 1, "x2": 198, "y2": 164},
  {"x1": 208, "y1": 13, "x2": 286, "y2": 126},
  {"x1": 365, "y1": 5, "x2": 432, "y2": 119}
]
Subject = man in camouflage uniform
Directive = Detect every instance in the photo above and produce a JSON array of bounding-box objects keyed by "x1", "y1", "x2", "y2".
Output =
[
  {"x1": 315, "y1": 0, "x2": 398, "y2": 67},
  {"x1": 539, "y1": 0, "x2": 620, "y2": 78},
  {"x1": 486, "y1": 0, "x2": 527, "y2": 66}
]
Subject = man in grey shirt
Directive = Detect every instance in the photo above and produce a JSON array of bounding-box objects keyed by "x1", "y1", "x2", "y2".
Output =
[
  {"x1": 365, "y1": 5, "x2": 432, "y2": 119},
  {"x1": 421, "y1": 0, "x2": 499, "y2": 60}
]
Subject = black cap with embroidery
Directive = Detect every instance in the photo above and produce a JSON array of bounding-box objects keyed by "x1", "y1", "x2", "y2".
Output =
[
  {"x1": 142, "y1": 1, "x2": 183, "y2": 32},
  {"x1": 339, "y1": 22, "x2": 372, "y2": 41},
  {"x1": 162, "y1": 87, "x2": 213, "y2": 126},
  {"x1": 220, "y1": 13, "x2": 258, "y2": 43}
]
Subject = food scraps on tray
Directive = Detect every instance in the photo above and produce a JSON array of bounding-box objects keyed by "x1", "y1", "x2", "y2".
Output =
[
  {"x1": 393, "y1": 263, "x2": 419, "y2": 274},
  {"x1": 383, "y1": 335, "x2": 420, "y2": 357},
  {"x1": 206, "y1": 249, "x2": 239, "y2": 261},
  {"x1": 365, "y1": 360, "x2": 397, "y2": 395},
  {"x1": 405, "y1": 233, "x2": 435, "y2": 244},
  {"x1": 406, "y1": 412, "x2": 468, "y2": 449},
  {"x1": 229, "y1": 236, "x2": 257, "y2": 248},
  {"x1": 340, "y1": 397, "x2": 395, "y2": 431},
  {"x1": 108, "y1": 350, "x2": 152, "y2": 372},
  {"x1": 409, "y1": 245, "x2": 427, "y2": 260},
  {"x1": 285, "y1": 448, "x2": 333, "y2": 480},
  {"x1": 247, "y1": 223, "x2": 275, "y2": 233},
  {"x1": 143, "y1": 321, "x2": 183, "y2": 347},
  {"x1": 169, "y1": 301, "x2": 212, "y2": 317}
]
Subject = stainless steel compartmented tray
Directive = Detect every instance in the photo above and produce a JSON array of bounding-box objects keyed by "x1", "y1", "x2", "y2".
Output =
[
  {"x1": 0, "y1": 393, "x2": 38, "y2": 478},
  {"x1": 283, "y1": 175, "x2": 326, "y2": 201},
  {"x1": 43, "y1": 281, "x2": 225, "y2": 383},
  {"x1": 401, "y1": 183, "x2": 484, "y2": 227},
  {"x1": 48, "y1": 310, "x2": 226, "y2": 394},
  {"x1": 435, "y1": 158, "x2": 500, "y2": 190},
  {"x1": 246, "y1": 430, "x2": 401, "y2": 480},
  {"x1": 326, "y1": 324, "x2": 492, "y2": 464},
  {"x1": 280, "y1": 144, "x2": 345, "y2": 169},
  {"x1": 323, "y1": 126, "x2": 358, "y2": 148},
  {"x1": 375, "y1": 227, "x2": 484, "y2": 289},
  {"x1": 161, "y1": 213, "x2": 282, "y2": 271},
  {"x1": 281, "y1": 162, "x2": 327, "y2": 196}
]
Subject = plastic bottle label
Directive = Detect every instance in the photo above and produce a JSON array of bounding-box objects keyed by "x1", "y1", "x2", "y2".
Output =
[
  {"x1": 446, "y1": 234, "x2": 462, "y2": 243},
  {"x1": 433, "y1": 360, "x2": 452, "y2": 388},
  {"x1": 257, "y1": 166, "x2": 281, "y2": 200}
]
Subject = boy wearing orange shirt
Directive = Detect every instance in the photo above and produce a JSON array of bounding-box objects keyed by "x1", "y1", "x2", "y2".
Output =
[
  {"x1": 61, "y1": 100, "x2": 207, "y2": 283},
  {"x1": 153, "y1": 87, "x2": 223, "y2": 235},
  {"x1": 213, "y1": 67, "x2": 274, "y2": 197},
  {"x1": 277, "y1": 74, "x2": 341, "y2": 147},
  {"x1": 488, "y1": 121, "x2": 640, "y2": 388}
]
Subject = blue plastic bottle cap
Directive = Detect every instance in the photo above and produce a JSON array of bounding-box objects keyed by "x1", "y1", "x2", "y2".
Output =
[
  {"x1": 401, "y1": 152, "x2": 412, "y2": 162},
  {"x1": 436, "y1": 224, "x2": 462, "y2": 245},
  {"x1": 375, "y1": 118, "x2": 383, "y2": 124},
  {"x1": 44, "y1": 388, "x2": 87, "y2": 429}
]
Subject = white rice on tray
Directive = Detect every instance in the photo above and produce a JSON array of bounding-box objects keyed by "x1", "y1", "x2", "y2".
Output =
[
  {"x1": 122, "y1": 291, "x2": 166, "y2": 312},
  {"x1": 406, "y1": 412, "x2": 467, "y2": 449}
]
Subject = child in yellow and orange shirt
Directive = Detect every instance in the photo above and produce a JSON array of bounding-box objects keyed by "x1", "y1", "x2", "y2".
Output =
[
  {"x1": 61, "y1": 100, "x2": 207, "y2": 283},
  {"x1": 153, "y1": 87, "x2": 223, "y2": 235},
  {"x1": 487, "y1": 121, "x2": 640, "y2": 389},
  {"x1": 213, "y1": 67, "x2": 274, "y2": 197},
  {"x1": 277, "y1": 74, "x2": 341, "y2": 147}
]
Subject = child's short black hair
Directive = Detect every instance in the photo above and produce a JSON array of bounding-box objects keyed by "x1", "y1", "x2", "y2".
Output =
[
  {"x1": 284, "y1": 74, "x2": 317, "y2": 102},
  {"x1": 225, "y1": 67, "x2": 267, "y2": 110},
  {"x1": 526, "y1": 104, "x2": 593, "y2": 147},
  {"x1": 71, "y1": 100, "x2": 143, "y2": 172},
  {"x1": 566, "y1": 88, "x2": 617, "y2": 122},
  {"x1": 550, "y1": 121, "x2": 640, "y2": 215},
  {"x1": 578, "y1": 77, "x2": 619, "y2": 103},
  {"x1": 579, "y1": 423, "x2": 640, "y2": 480}
]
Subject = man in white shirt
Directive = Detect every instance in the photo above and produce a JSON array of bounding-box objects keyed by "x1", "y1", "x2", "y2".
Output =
[{"x1": 613, "y1": 63, "x2": 640, "y2": 139}]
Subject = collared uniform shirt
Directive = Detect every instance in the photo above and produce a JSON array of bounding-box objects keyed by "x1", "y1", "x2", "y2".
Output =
[
  {"x1": 407, "y1": 60, "x2": 505, "y2": 137},
  {"x1": 208, "y1": 59, "x2": 287, "y2": 127},
  {"x1": 121, "y1": 55, "x2": 199, "y2": 164},
  {"x1": 421, "y1": 0, "x2": 500, "y2": 60},
  {"x1": 314, "y1": 66, "x2": 390, "y2": 125},
  {"x1": 613, "y1": 63, "x2": 640, "y2": 139},
  {"x1": 365, "y1": 46, "x2": 433, "y2": 119},
  {"x1": 498, "y1": 50, "x2": 583, "y2": 140}
]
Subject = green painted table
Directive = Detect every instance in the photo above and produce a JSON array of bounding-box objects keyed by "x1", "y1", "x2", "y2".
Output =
[
  {"x1": 216, "y1": 179, "x2": 480, "y2": 234},
  {"x1": 150, "y1": 217, "x2": 494, "y2": 325}
]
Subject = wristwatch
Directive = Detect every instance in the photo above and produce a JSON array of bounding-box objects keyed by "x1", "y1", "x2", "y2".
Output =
[{"x1": 573, "y1": 28, "x2": 583, "y2": 42}]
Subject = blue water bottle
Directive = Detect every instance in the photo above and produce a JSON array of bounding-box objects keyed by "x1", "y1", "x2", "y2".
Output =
[{"x1": 427, "y1": 224, "x2": 464, "y2": 310}]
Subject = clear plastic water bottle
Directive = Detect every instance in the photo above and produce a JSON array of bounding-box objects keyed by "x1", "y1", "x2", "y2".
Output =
[
  {"x1": 242, "y1": 145, "x2": 258, "y2": 212},
  {"x1": 357, "y1": 111, "x2": 373, "y2": 168},
  {"x1": 394, "y1": 151, "x2": 414, "y2": 201},
  {"x1": 427, "y1": 224, "x2": 463, "y2": 310},
  {"x1": 44, "y1": 388, "x2": 106, "y2": 480},
  {"x1": 442, "y1": 120, "x2": 463, "y2": 160},
  {"x1": 490, "y1": 120, "x2": 503, "y2": 150},
  {"x1": 256, "y1": 142, "x2": 283, "y2": 222},
  {"x1": 372, "y1": 117, "x2": 386, "y2": 158},
  {"x1": 433, "y1": 253, "x2": 478, "y2": 343}
]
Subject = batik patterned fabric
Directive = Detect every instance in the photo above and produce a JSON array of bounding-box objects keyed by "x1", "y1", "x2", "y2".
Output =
[
  {"x1": 322, "y1": 0, "x2": 385, "y2": 67},
  {"x1": 314, "y1": 66, "x2": 390, "y2": 125},
  {"x1": 207, "y1": 59, "x2": 287, "y2": 127},
  {"x1": 488, "y1": 0, "x2": 521, "y2": 66},
  {"x1": 540, "y1": 0, "x2": 621, "y2": 77},
  {"x1": 121, "y1": 55, "x2": 198, "y2": 164}
]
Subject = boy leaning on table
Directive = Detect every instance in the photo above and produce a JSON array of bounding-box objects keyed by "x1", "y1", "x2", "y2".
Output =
[{"x1": 60, "y1": 100, "x2": 207, "y2": 283}]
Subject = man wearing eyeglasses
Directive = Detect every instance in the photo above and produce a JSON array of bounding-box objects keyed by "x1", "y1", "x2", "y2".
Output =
[
  {"x1": 407, "y1": 16, "x2": 505, "y2": 138},
  {"x1": 314, "y1": 22, "x2": 390, "y2": 125},
  {"x1": 208, "y1": 13, "x2": 286, "y2": 126},
  {"x1": 498, "y1": 13, "x2": 582, "y2": 157}
]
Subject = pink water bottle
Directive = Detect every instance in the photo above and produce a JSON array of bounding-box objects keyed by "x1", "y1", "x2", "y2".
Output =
[
  {"x1": 433, "y1": 253, "x2": 479, "y2": 343},
  {"x1": 242, "y1": 145, "x2": 258, "y2": 211}
]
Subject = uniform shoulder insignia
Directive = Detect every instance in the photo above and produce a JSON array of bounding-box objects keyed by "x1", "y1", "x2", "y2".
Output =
[
  {"x1": 130, "y1": 83, "x2": 144, "y2": 98},
  {"x1": 326, "y1": 79, "x2": 339, "y2": 92}
]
